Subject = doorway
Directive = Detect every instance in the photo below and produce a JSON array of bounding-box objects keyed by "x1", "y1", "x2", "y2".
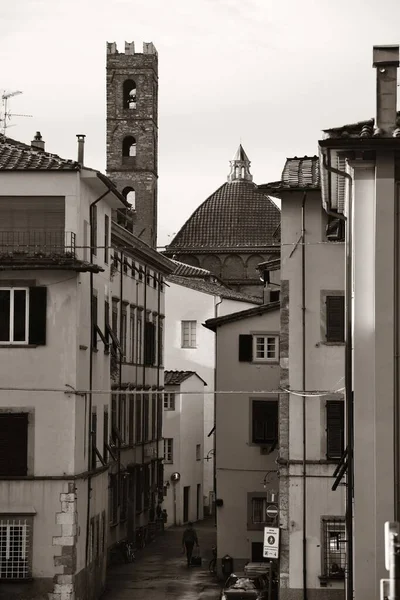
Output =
[
  {"x1": 183, "y1": 486, "x2": 190, "y2": 523},
  {"x1": 196, "y1": 484, "x2": 201, "y2": 520}
]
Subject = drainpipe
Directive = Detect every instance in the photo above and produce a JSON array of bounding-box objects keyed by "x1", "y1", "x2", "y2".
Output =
[
  {"x1": 213, "y1": 296, "x2": 222, "y2": 527},
  {"x1": 85, "y1": 188, "x2": 111, "y2": 570},
  {"x1": 156, "y1": 278, "x2": 161, "y2": 502},
  {"x1": 118, "y1": 250, "x2": 124, "y2": 526},
  {"x1": 395, "y1": 187, "x2": 400, "y2": 522},
  {"x1": 322, "y1": 151, "x2": 353, "y2": 600},
  {"x1": 142, "y1": 266, "x2": 148, "y2": 515},
  {"x1": 301, "y1": 192, "x2": 308, "y2": 600}
]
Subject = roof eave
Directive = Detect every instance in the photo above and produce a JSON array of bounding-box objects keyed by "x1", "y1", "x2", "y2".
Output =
[{"x1": 203, "y1": 301, "x2": 280, "y2": 332}]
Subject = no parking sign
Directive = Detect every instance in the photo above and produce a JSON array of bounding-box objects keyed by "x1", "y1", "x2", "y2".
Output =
[{"x1": 263, "y1": 526, "x2": 280, "y2": 559}]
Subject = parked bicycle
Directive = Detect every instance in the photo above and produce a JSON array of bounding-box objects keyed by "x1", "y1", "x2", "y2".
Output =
[
  {"x1": 109, "y1": 539, "x2": 135, "y2": 564},
  {"x1": 209, "y1": 544, "x2": 217, "y2": 574}
]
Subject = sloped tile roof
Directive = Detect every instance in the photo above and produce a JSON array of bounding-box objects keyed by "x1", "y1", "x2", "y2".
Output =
[
  {"x1": 0, "y1": 135, "x2": 80, "y2": 170},
  {"x1": 167, "y1": 274, "x2": 263, "y2": 304},
  {"x1": 172, "y1": 259, "x2": 212, "y2": 278},
  {"x1": 204, "y1": 301, "x2": 280, "y2": 331},
  {"x1": 166, "y1": 181, "x2": 281, "y2": 250},
  {"x1": 322, "y1": 112, "x2": 400, "y2": 139},
  {"x1": 260, "y1": 156, "x2": 320, "y2": 192},
  {"x1": 164, "y1": 370, "x2": 207, "y2": 386}
]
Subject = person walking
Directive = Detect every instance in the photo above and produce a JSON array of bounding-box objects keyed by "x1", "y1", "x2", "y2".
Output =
[{"x1": 182, "y1": 521, "x2": 199, "y2": 567}]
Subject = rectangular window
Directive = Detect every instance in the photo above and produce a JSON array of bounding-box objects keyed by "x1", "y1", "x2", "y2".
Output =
[
  {"x1": 112, "y1": 300, "x2": 118, "y2": 336},
  {"x1": 92, "y1": 294, "x2": 98, "y2": 350},
  {"x1": 0, "y1": 517, "x2": 32, "y2": 579},
  {"x1": 104, "y1": 300, "x2": 110, "y2": 348},
  {"x1": 0, "y1": 413, "x2": 28, "y2": 476},
  {"x1": 151, "y1": 393, "x2": 156, "y2": 440},
  {"x1": 326, "y1": 401, "x2": 345, "y2": 459},
  {"x1": 164, "y1": 438, "x2": 173, "y2": 463},
  {"x1": 128, "y1": 392, "x2": 135, "y2": 445},
  {"x1": 137, "y1": 314, "x2": 143, "y2": 364},
  {"x1": 163, "y1": 392, "x2": 175, "y2": 411},
  {"x1": 91, "y1": 411, "x2": 97, "y2": 470},
  {"x1": 121, "y1": 305, "x2": 127, "y2": 359},
  {"x1": 91, "y1": 204, "x2": 97, "y2": 257},
  {"x1": 181, "y1": 320, "x2": 196, "y2": 348},
  {"x1": 135, "y1": 394, "x2": 142, "y2": 443},
  {"x1": 253, "y1": 335, "x2": 279, "y2": 361},
  {"x1": 120, "y1": 394, "x2": 127, "y2": 444},
  {"x1": 103, "y1": 409, "x2": 109, "y2": 463},
  {"x1": 144, "y1": 321, "x2": 156, "y2": 365},
  {"x1": 0, "y1": 288, "x2": 28, "y2": 344},
  {"x1": 196, "y1": 444, "x2": 201, "y2": 461},
  {"x1": 322, "y1": 518, "x2": 346, "y2": 579},
  {"x1": 104, "y1": 215, "x2": 109, "y2": 263},
  {"x1": 158, "y1": 319, "x2": 164, "y2": 365},
  {"x1": 143, "y1": 394, "x2": 149, "y2": 441},
  {"x1": 326, "y1": 296, "x2": 345, "y2": 343},
  {"x1": 130, "y1": 310, "x2": 135, "y2": 363},
  {"x1": 252, "y1": 400, "x2": 278, "y2": 444},
  {"x1": 157, "y1": 394, "x2": 162, "y2": 440},
  {"x1": 247, "y1": 493, "x2": 279, "y2": 530},
  {"x1": 111, "y1": 394, "x2": 118, "y2": 445}
]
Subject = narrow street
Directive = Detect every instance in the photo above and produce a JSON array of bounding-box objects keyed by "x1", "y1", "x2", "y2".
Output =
[{"x1": 102, "y1": 518, "x2": 222, "y2": 599}]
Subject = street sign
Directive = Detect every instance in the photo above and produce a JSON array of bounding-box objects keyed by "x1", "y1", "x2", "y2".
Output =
[
  {"x1": 266, "y1": 504, "x2": 279, "y2": 519},
  {"x1": 263, "y1": 526, "x2": 280, "y2": 559}
]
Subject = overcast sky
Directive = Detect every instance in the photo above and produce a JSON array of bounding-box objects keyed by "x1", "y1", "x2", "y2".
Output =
[{"x1": 1, "y1": 0, "x2": 400, "y2": 247}]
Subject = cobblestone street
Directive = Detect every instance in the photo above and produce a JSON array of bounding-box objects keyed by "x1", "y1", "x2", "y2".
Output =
[{"x1": 102, "y1": 518, "x2": 221, "y2": 599}]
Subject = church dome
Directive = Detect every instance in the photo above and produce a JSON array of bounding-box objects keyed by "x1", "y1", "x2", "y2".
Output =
[{"x1": 166, "y1": 146, "x2": 280, "y2": 251}]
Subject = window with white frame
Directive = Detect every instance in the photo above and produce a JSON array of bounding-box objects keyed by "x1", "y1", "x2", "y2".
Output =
[
  {"x1": 164, "y1": 438, "x2": 173, "y2": 463},
  {"x1": 0, "y1": 517, "x2": 32, "y2": 579},
  {"x1": 163, "y1": 392, "x2": 175, "y2": 411},
  {"x1": 181, "y1": 320, "x2": 197, "y2": 348},
  {"x1": 322, "y1": 517, "x2": 346, "y2": 579},
  {"x1": 253, "y1": 335, "x2": 278, "y2": 361},
  {"x1": 0, "y1": 288, "x2": 47, "y2": 346}
]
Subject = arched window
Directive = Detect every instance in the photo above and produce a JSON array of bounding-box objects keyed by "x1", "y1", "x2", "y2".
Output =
[
  {"x1": 122, "y1": 136, "x2": 136, "y2": 157},
  {"x1": 123, "y1": 80, "x2": 137, "y2": 109},
  {"x1": 122, "y1": 186, "x2": 136, "y2": 209}
]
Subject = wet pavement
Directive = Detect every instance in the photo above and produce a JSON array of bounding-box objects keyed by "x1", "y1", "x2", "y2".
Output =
[{"x1": 102, "y1": 517, "x2": 222, "y2": 599}]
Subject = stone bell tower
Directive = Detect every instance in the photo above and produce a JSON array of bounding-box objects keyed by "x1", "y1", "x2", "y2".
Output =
[{"x1": 106, "y1": 41, "x2": 158, "y2": 248}]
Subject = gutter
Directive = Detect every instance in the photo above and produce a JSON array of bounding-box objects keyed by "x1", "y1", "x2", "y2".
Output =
[{"x1": 321, "y1": 150, "x2": 353, "y2": 600}]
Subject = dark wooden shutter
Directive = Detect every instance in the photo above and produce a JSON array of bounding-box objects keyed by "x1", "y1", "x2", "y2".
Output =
[
  {"x1": 326, "y1": 401, "x2": 344, "y2": 459},
  {"x1": 0, "y1": 413, "x2": 28, "y2": 475},
  {"x1": 144, "y1": 322, "x2": 155, "y2": 365},
  {"x1": 252, "y1": 400, "x2": 278, "y2": 443},
  {"x1": 326, "y1": 296, "x2": 345, "y2": 342},
  {"x1": 239, "y1": 334, "x2": 253, "y2": 362},
  {"x1": 29, "y1": 287, "x2": 47, "y2": 345}
]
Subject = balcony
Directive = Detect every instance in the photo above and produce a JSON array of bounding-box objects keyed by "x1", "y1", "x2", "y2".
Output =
[{"x1": 0, "y1": 230, "x2": 101, "y2": 273}]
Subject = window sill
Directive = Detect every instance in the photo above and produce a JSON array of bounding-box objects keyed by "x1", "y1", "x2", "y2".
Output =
[
  {"x1": 318, "y1": 342, "x2": 346, "y2": 347},
  {"x1": 319, "y1": 574, "x2": 345, "y2": 584},
  {"x1": 0, "y1": 577, "x2": 33, "y2": 583},
  {"x1": 181, "y1": 346, "x2": 197, "y2": 350},
  {"x1": 251, "y1": 360, "x2": 279, "y2": 365},
  {"x1": 0, "y1": 344, "x2": 37, "y2": 348}
]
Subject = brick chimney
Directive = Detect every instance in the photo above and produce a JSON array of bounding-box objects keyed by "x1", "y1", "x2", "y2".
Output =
[
  {"x1": 76, "y1": 134, "x2": 85, "y2": 165},
  {"x1": 31, "y1": 131, "x2": 45, "y2": 151},
  {"x1": 373, "y1": 45, "x2": 400, "y2": 134}
]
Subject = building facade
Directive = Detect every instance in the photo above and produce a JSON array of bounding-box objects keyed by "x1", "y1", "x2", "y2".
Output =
[
  {"x1": 106, "y1": 41, "x2": 158, "y2": 249},
  {"x1": 164, "y1": 146, "x2": 281, "y2": 300},
  {"x1": 162, "y1": 371, "x2": 206, "y2": 526},
  {"x1": 205, "y1": 303, "x2": 280, "y2": 574},
  {"x1": 164, "y1": 261, "x2": 261, "y2": 513},
  {"x1": 264, "y1": 157, "x2": 346, "y2": 600},
  {"x1": 319, "y1": 44, "x2": 400, "y2": 600}
]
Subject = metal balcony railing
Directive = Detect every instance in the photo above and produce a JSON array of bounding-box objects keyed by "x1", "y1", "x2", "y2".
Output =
[{"x1": 0, "y1": 230, "x2": 76, "y2": 258}]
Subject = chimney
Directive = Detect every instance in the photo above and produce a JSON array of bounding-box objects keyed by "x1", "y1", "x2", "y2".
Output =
[
  {"x1": 31, "y1": 131, "x2": 45, "y2": 151},
  {"x1": 373, "y1": 45, "x2": 400, "y2": 134},
  {"x1": 76, "y1": 134, "x2": 85, "y2": 165}
]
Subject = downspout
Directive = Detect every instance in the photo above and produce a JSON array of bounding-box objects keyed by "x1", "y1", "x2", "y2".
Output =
[
  {"x1": 301, "y1": 192, "x2": 308, "y2": 600},
  {"x1": 156, "y1": 276, "x2": 161, "y2": 504},
  {"x1": 118, "y1": 250, "x2": 124, "y2": 520},
  {"x1": 322, "y1": 151, "x2": 353, "y2": 600},
  {"x1": 85, "y1": 188, "x2": 111, "y2": 570},
  {"x1": 213, "y1": 296, "x2": 222, "y2": 528},
  {"x1": 142, "y1": 266, "x2": 148, "y2": 510},
  {"x1": 394, "y1": 184, "x2": 400, "y2": 521}
]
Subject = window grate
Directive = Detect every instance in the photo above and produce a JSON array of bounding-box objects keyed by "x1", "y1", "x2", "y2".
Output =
[
  {"x1": 0, "y1": 518, "x2": 31, "y2": 579},
  {"x1": 322, "y1": 518, "x2": 346, "y2": 579}
]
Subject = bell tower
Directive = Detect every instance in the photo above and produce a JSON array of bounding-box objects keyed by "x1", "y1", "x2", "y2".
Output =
[{"x1": 106, "y1": 41, "x2": 158, "y2": 248}]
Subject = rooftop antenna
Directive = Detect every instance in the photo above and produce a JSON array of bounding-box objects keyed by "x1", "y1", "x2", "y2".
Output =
[{"x1": 0, "y1": 91, "x2": 33, "y2": 135}]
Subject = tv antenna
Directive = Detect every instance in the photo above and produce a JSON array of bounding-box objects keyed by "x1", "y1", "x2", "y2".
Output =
[{"x1": 0, "y1": 90, "x2": 33, "y2": 135}]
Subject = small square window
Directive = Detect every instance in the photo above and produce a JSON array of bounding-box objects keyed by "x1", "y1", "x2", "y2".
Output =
[
  {"x1": 253, "y1": 335, "x2": 278, "y2": 361},
  {"x1": 163, "y1": 392, "x2": 175, "y2": 411}
]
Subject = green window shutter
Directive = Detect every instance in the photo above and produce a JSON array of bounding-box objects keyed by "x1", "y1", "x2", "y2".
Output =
[
  {"x1": 326, "y1": 401, "x2": 344, "y2": 459},
  {"x1": 29, "y1": 287, "x2": 47, "y2": 345},
  {"x1": 326, "y1": 296, "x2": 345, "y2": 342},
  {"x1": 239, "y1": 334, "x2": 253, "y2": 362}
]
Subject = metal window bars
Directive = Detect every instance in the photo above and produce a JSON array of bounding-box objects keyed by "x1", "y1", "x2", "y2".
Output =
[
  {"x1": 0, "y1": 518, "x2": 30, "y2": 579},
  {"x1": 322, "y1": 518, "x2": 346, "y2": 579}
]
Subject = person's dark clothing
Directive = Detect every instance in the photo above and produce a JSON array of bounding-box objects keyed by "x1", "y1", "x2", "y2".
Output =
[{"x1": 182, "y1": 526, "x2": 199, "y2": 566}]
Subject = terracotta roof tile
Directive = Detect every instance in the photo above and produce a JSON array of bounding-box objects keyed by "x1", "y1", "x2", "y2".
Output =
[
  {"x1": 260, "y1": 156, "x2": 320, "y2": 192},
  {"x1": 167, "y1": 274, "x2": 262, "y2": 304},
  {"x1": 164, "y1": 370, "x2": 206, "y2": 386},
  {"x1": 166, "y1": 181, "x2": 280, "y2": 250},
  {"x1": 171, "y1": 259, "x2": 213, "y2": 278},
  {"x1": 0, "y1": 135, "x2": 79, "y2": 171},
  {"x1": 323, "y1": 112, "x2": 400, "y2": 139}
]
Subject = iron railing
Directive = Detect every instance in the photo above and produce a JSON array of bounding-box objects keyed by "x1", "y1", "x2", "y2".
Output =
[{"x1": 0, "y1": 230, "x2": 76, "y2": 258}]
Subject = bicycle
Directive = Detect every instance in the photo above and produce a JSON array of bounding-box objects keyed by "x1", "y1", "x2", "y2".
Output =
[
  {"x1": 110, "y1": 539, "x2": 135, "y2": 564},
  {"x1": 209, "y1": 544, "x2": 217, "y2": 574}
]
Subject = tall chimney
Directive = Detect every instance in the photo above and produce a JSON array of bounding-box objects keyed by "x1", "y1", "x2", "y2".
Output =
[
  {"x1": 373, "y1": 45, "x2": 400, "y2": 134},
  {"x1": 76, "y1": 134, "x2": 86, "y2": 165},
  {"x1": 31, "y1": 131, "x2": 45, "y2": 151}
]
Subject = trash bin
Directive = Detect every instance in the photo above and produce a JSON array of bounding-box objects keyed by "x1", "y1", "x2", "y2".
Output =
[{"x1": 221, "y1": 554, "x2": 233, "y2": 576}]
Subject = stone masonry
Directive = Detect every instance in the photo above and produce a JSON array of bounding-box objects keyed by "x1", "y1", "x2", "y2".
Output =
[
  {"x1": 49, "y1": 482, "x2": 78, "y2": 600},
  {"x1": 106, "y1": 41, "x2": 158, "y2": 248}
]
